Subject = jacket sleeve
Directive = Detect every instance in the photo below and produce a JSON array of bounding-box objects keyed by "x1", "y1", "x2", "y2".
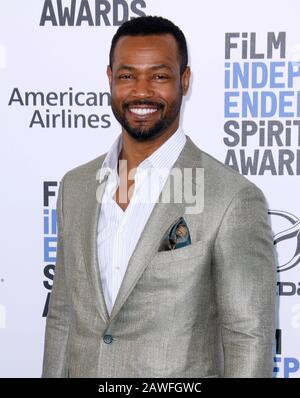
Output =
[
  {"x1": 42, "y1": 176, "x2": 70, "y2": 378},
  {"x1": 212, "y1": 184, "x2": 277, "y2": 377}
]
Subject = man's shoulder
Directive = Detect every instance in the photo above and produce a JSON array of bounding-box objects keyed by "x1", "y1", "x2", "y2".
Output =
[
  {"x1": 61, "y1": 152, "x2": 107, "y2": 185},
  {"x1": 187, "y1": 137, "x2": 265, "y2": 201}
]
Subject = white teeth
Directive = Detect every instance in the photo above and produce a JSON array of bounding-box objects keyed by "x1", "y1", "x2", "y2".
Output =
[{"x1": 130, "y1": 108, "x2": 157, "y2": 115}]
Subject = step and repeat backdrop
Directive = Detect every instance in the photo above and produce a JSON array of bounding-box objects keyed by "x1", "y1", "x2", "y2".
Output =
[{"x1": 0, "y1": 0, "x2": 300, "y2": 377}]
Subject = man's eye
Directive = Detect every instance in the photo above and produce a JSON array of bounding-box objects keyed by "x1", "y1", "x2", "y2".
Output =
[
  {"x1": 119, "y1": 74, "x2": 133, "y2": 79},
  {"x1": 153, "y1": 74, "x2": 168, "y2": 80}
]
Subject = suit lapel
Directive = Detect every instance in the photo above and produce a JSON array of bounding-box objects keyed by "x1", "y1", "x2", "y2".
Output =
[
  {"x1": 109, "y1": 191, "x2": 186, "y2": 321},
  {"x1": 80, "y1": 164, "x2": 110, "y2": 324},
  {"x1": 109, "y1": 136, "x2": 199, "y2": 322},
  {"x1": 80, "y1": 136, "x2": 200, "y2": 325}
]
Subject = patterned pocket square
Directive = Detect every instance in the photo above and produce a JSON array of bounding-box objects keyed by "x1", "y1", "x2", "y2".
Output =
[{"x1": 158, "y1": 216, "x2": 192, "y2": 252}]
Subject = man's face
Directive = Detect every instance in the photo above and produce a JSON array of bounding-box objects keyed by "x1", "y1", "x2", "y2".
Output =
[{"x1": 107, "y1": 34, "x2": 190, "y2": 142}]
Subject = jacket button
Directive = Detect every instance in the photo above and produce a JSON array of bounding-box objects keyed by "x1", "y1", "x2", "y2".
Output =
[{"x1": 103, "y1": 334, "x2": 113, "y2": 344}]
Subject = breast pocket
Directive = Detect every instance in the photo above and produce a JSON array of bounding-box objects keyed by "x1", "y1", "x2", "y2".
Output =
[{"x1": 150, "y1": 240, "x2": 203, "y2": 264}]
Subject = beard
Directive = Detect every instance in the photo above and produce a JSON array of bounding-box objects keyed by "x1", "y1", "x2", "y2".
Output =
[{"x1": 111, "y1": 93, "x2": 183, "y2": 142}]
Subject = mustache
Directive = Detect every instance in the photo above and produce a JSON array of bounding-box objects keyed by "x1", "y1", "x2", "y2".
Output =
[{"x1": 123, "y1": 100, "x2": 164, "y2": 110}]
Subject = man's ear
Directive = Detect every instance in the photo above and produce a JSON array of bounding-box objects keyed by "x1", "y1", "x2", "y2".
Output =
[
  {"x1": 107, "y1": 65, "x2": 112, "y2": 89},
  {"x1": 181, "y1": 66, "x2": 191, "y2": 96}
]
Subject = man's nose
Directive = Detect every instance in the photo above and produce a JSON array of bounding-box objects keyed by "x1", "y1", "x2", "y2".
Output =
[{"x1": 131, "y1": 78, "x2": 154, "y2": 98}]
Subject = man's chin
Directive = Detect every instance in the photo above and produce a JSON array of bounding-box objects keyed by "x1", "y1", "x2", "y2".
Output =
[
  {"x1": 121, "y1": 119, "x2": 165, "y2": 141},
  {"x1": 125, "y1": 127, "x2": 165, "y2": 142}
]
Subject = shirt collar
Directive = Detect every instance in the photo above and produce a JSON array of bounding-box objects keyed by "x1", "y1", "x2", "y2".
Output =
[
  {"x1": 99, "y1": 128, "x2": 186, "y2": 183},
  {"x1": 98, "y1": 134, "x2": 122, "y2": 183},
  {"x1": 137, "y1": 127, "x2": 186, "y2": 171}
]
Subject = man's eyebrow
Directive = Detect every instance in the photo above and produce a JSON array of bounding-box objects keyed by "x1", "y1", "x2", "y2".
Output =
[
  {"x1": 116, "y1": 65, "x2": 135, "y2": 72},
  {"x1": 149, "y1": 64, "x2": 173, "y2": 71},
  {"x1": 116, "y1": 64, "x2": 173, "y2": 72}
]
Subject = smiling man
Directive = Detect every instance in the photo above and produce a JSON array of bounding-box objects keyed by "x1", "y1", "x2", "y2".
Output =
[
  {"x1": 107, "y1": 22, "x2": 190, "y2": 211},
  {"x1": 42, "y1": 16, "x2": 276, "y2": 378}
]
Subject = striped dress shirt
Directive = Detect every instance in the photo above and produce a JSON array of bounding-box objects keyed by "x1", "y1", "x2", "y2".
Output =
[{"x1": 97, "y1": 129, "x2": 186, "y2": 315}]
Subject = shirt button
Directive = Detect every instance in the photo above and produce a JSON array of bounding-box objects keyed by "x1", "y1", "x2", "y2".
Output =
[{"x1": 103, "y1": 334, "x2": 113, "y2": 344}]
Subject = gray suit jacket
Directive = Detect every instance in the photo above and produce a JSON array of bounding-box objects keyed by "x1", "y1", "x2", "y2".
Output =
[{"x1": 42, "y1": 135, "x2": 276, "y2": 378}]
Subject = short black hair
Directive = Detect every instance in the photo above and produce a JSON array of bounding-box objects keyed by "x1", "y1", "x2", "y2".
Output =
[{"x1": 109, "y1": 16, "x2": 188, "y2": 75}]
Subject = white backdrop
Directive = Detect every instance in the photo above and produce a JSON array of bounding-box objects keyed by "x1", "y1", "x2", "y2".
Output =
[{"x1": 0, "y1": 0, "x2": 299, "y2": 377}]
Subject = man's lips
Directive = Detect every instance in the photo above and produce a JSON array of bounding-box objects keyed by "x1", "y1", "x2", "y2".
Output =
[
  {"x1": 124, "y1": 102, "x2": 163, "y2": 117},
  {"x1": 129, "y1": 107, "x2": 158, "y2": 116}
]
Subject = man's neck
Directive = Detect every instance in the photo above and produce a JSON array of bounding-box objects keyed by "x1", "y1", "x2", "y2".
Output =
[{"x1": 118, "y1": 127, "x2": 179, "y2": 172}]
